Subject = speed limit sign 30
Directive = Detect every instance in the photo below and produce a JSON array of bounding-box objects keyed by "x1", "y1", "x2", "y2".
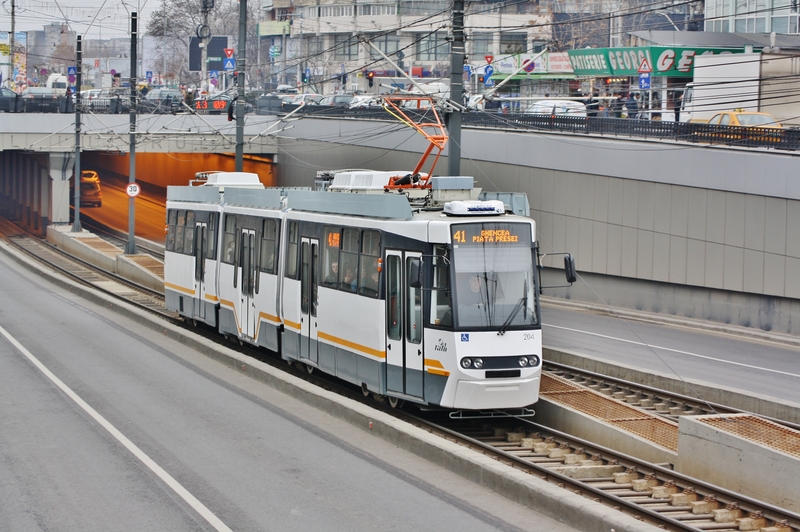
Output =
[{"x1": 126, "y1": 183, "x2": 141, "y2": 198}]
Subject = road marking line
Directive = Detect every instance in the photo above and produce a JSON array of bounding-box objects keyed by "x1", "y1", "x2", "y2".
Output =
[
  {"x1": 544, "y1": 323, "x2": 800, "y2": 379},
  {"x1": 0, "y1": 323, "x2": 233, "y2": 532}
]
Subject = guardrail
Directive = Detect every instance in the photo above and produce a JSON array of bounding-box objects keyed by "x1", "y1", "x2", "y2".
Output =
[{"x1": 3, "y1": 97, "x2": 797, "y2": 151}]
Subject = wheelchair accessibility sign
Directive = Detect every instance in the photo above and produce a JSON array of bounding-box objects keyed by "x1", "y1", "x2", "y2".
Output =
[{"x1": 461, "y1": 334, "x2": 470, "y2": 342}]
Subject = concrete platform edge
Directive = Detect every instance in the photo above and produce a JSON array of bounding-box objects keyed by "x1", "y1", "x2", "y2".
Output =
[{"x1": 0, "y1": 240, "x2": 660, "y2": 532}]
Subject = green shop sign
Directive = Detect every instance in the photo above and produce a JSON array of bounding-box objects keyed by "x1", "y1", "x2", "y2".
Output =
[{"x1": 567, "y1": 47, "x2": 743, "y2": 77}]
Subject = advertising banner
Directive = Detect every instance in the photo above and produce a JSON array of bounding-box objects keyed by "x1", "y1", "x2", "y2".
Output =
[{"x1": 0, "y1": 32, "x2": 27, "y2": 91}]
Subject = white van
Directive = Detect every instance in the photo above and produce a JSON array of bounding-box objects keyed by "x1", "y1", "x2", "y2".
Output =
[
  {"x1": 46, "y1": 74, "x2": 69, "y2": 97},
  {"x1": 525, "y1": 99, "x2": 587, "y2": 117}
]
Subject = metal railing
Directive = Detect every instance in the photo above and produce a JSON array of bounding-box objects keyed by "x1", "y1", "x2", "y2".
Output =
[{"x1": 3, "y1": 97, "x2": 798, "y2": 151}]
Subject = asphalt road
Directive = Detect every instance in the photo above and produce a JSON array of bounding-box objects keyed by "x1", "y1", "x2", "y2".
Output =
[
  {"x1": 540, "y1": 303, "x2": 800, "y2": 406},
  {"x1": 0, "y1": 251, "x2": 579, "y2": 532}
]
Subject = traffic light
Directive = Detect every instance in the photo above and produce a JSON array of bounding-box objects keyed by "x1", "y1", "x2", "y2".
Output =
[
  {"x1": 367, "y1": 71, "x2": 374, "y2": 88},
  {"x1": 303, "y1": 72, "x2": 309, "y2": 84},
  {"x1": 478, "y1": 75, "x2": 485, "y2": 83}
]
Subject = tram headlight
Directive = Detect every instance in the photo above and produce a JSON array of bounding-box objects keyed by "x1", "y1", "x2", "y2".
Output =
[
  {"x1": 460, "y1": 358, "x2": 472, "y2": 369},
  {"x1": 518, "y1": 356, "x2": 529, "y2": 367},
  {"x1": 473, "y1": 358, "x2": 484, "y2": 369},
  {"x1": 528, "y1": 355, "x2": 541, "y2": 367}
]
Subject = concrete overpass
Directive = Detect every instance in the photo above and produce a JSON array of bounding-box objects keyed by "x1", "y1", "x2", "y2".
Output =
[
  {"x1": 2, "y1": 112, "x2": 799, "y2": 335},
  {"x1": 0, "y1": 113, "x2": 279, "y2": 228}
]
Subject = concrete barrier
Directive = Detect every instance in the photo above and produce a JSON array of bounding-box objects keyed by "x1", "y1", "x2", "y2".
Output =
[{"x1": 678, "y1": 414, "x2": 800, "y2": 512}]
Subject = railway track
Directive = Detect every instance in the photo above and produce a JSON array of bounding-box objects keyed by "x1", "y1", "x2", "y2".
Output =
[
  {"x1": 543, "y1": 361, "x2": 800, "y2": 432},
  {"x1": 2, "y1": 216, "x2": 798, "y2": 532}
]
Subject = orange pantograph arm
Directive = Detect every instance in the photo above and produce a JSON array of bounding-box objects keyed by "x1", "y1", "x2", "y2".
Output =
[{"x1": 382, "y1": 96, "x2": 448, "y2": 182}]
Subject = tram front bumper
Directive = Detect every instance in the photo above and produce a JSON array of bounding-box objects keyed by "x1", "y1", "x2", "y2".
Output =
[{"x1": 451, "y1": 376, "x2": 540, "y2": 410}]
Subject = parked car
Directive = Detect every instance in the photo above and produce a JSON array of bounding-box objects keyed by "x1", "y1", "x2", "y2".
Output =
[
  {"x1": 140, "y1": 88, "x2": 184, "y2": 113},
  {"x1": 706, "y1": 111, "x2": 783, "y2": 128},
  {"x1": 20, "y1": 87, "x2": 59, "y2": 112},
  {"x1": 524, "y1": 99, "x2": 587, "y2": 117},
  {"x1": 290, "y1": 93, "x2": 323, "y2": 105},
  {"x1": 0, "y1": 87, "x2": 19, "y2": 112},
  {"x1": 703, "y1": 111, "x2": 783, "y2": 143},
  {"x1": 70, "y1": 170, "x2": 103, "y2": 207},
  {"x1": 349, "y1": 94, "x2": 380, "y2": 108},
  {"x1": 317, "y1": 94, "x2": 354, "y2": 107}
]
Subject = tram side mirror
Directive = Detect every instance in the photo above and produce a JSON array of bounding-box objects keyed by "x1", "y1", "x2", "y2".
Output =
[
  {"x1": 564, "y1": 254, "x2": 577, "y2": 284},
  {"x1": 409, "y1": 258, "x2": 422, "y2": 289}
]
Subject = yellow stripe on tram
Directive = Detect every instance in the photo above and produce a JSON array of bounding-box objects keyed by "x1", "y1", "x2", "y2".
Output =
[{"x1": 317, "y1": 331, "x2": 386, "y2": 360}]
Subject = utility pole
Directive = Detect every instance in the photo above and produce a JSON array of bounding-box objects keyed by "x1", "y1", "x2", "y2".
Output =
[
  {"x1": 235, "y1": 0, "x2": 247, "y2": 171},
  {"x1": 447, "y1": 0, "x2": 465, "y2": 177},
  {"x1": 125, "y1": 12, "x2": 138, "y2": 254},
  {"x1": 71, "y1": 36, "x2": 83, "y2": 232}
]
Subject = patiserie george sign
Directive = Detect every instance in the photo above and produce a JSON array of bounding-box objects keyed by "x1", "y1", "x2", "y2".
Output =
[{"x1": 567, "y1": 46, "x2": 745, "y2": 77}]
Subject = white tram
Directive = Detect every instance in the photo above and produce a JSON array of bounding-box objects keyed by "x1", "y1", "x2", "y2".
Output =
[{"x1": 164, "y1": 170, "x2": 574, "y2": 411}]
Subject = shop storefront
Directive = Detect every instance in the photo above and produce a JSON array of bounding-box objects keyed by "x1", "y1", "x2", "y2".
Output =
[{"x1": 567, "y1": 46, "x2": 745, "y2": 119}]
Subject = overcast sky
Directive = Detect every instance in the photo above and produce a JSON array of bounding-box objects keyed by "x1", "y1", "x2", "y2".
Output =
[{"x1": 0, "y1": 0, "x2": 154, "y2": 40}]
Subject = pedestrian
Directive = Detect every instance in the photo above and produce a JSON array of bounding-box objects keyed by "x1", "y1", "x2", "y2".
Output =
[
  {"x1": 673, "y1": 91, "x2": 683, "y2": 122},
  {"x1": 585, "y1": 92, "x2": 600, "y2": 118},
  {"x1": 626, "y1": 92, "x2": 639, "y2": 119},
  {"x1": 610, "y1": 93, "x2": 624, "y2": 118}
]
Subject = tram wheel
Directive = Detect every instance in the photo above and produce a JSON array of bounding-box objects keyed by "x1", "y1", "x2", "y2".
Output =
[
  {"x1": 361, "y1": 385, "x2": 371, "y2": 398},
  {"x1": 286, "y1": 359, "x2": 293, "y2": 367},
  {"x1": 191, "y1": 319, "x2": 198, "y2": 327},
  {"x1": 306, "y1": 364, "x2": 314, "y2": 374},
  {"x1": 372, "y1": 393, "x2": 386, "y2": 403},
  {"x1": 238, "y1": 338, "x2": 244, "y2": 346},
  {"x1": 388, "y1": 396, "x2": 403, "y2": 409}
]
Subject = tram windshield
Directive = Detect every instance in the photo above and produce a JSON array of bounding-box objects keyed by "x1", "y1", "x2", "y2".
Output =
[{"x1": 450, "y1": 222, "x2": 538, "y2": 330}]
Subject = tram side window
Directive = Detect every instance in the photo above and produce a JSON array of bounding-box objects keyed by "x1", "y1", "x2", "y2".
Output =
[
  {"x1": 260, "y1": 218, "x2": 278, "y2": 274},
  {"x1": 222, "y1": 215, "x2": 237, "y2": 264},
  {"x1": 430, "y1": 245, "x2": 453, "y2": 327},
  {"x1": 387, "y1": 254, "x2": 402, "y2": 340},
  {"x1": 184, "y1": 211, "x2": 195, "y2": 254},
  {"x1": 323, "y1": 227, "x2": 340, "y2": 287},
  {"x1": 285, "y1": 221, "x2": 299, "y2": 279},
  {"x1": 206, "y1": 212, "x2": 218, "y2": 260},
  {"x1": 358, "y1": 230, "x2": 381, "y2": 298},
  {"x1": 339, "y1": 228, "x2": 359, "y2": 293},
  {"x1": 406, "y1": 256, "x2": 422, "y2": 344},
  {"x1": 175, "y1": 210, "x2": 186, "y2": 254},
  {"x1": 165, "y1": 210, "x2": 177, "y2": 252}
]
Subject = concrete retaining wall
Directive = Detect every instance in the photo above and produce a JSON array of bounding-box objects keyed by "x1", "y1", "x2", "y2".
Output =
[{"x1": 678, "y1": 414, "x2": 800, "y2": 512}]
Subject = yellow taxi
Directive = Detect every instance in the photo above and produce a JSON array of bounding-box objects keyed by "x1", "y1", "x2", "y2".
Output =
[
  {"x1": 704, "y1": 110, "x2": 783, "y2": 143},
  {"x1": 706, "y1": 110, "x2": 783, "y2": 128}
]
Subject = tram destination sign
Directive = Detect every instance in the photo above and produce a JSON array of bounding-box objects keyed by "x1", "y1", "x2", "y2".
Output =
[{"x1": 452, "y1": 223, "x2": 531, "y2": 245}]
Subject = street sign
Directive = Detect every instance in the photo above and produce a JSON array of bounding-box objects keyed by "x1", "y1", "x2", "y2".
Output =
[
  {"x1": 223, "y1": 57, "x2": 236, "y2": 71},
  {"x1": 639, "y1": 72, "x2": 651, "y2": 90},
  {"x1": 207, "y1": 56, "x2": 222, "y2": 62},
  {"x1": 485, "y1": 55, "x2": 493, "y2": 64},
  {"x1": 484, "y1": 65, "x2": 494, "y2": 77},
  {"x1": 68, "y1": 66, "x2": 76, "y2": 76},
  {"x1": 485, "y1": 78, "x2": 494, "y2": 87},
  {"x1": 126, "y1": 183, "x2": 141, "y2": 198},
  {"x1": 638, "y1": 59, "x2": 652, "y2": 73},
  {"x1": 224, "y1": 48, "x2": 235, "y2": 58},
  {"x1": 209, "y1": 70, "x2": 218, "y2": 79},
  {"x1": 146, "y1": 70, "x2": 153, "y2": 81},
  {"x1": 522, "y1": 58, "x2": 535, "y2": 73},
  {"x1": 463, "y1": 64, "x2": 471, "y2": 81}
]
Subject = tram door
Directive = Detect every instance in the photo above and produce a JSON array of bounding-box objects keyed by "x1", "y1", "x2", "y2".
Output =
[
  {"x1": 299, "y1": 238, "x2": 319, "y2": 365},
  {"x1": 193, "y1": 223, "x2": 207, "y2": 321},
  {"x1": 385, "y1": 251, "x2": 424, "y2": 399},
  {"x1": 238, "y1": 229, "x2": 258, "y2": 338}
]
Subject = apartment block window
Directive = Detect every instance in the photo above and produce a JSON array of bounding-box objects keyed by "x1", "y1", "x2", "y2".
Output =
[
  {"x1": 358, "y1": 4, "x2": 397, "y2": 16},
  {"x1": 370, "y1": 34, "x2": 400, "y2": 60},
  {"x1": 334, "y1": 34, "x2": 359, "y2": 60},
  {"x1": 470, "y1": 32, "x2": 492, "y2": 57},
  {"x1": 320, "y1": 4, "x2": 353, "y2": 17},
  {"x1": 417, "y1": 32, "x2": 449, "y2": 61},
  {"x1": 499, "y1": 33, "x2": 526, "y2": 55}
]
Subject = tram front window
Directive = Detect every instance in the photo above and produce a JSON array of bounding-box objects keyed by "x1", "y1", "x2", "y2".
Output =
[{"x1": 451, "y1": 222, "x2": 538, "y2": 330}]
